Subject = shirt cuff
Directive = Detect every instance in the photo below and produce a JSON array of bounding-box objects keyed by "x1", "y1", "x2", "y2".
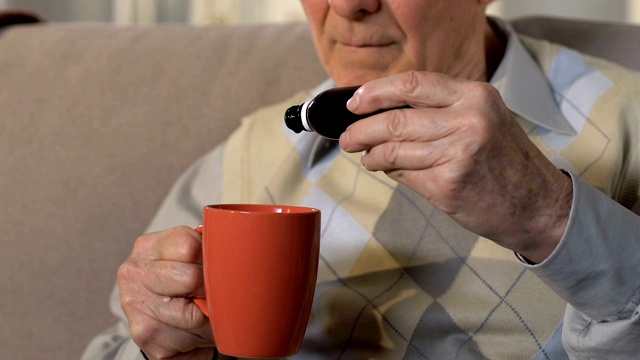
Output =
[{"x1": 523, "y1": 172, "x2": 640, "y2": 320}]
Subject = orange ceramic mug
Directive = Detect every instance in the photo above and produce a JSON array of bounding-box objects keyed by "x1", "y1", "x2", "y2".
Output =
[{"x1": 193, "y1": 204, "x2": 321, "y2": 358}]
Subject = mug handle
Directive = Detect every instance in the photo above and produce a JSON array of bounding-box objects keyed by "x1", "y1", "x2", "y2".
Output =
[{"x1": 193, "y1": 226, "x2": 209, "y2": 317}]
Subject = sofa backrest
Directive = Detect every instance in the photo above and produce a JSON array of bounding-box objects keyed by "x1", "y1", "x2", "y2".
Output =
[
  {"x1": 512, "y1": 15, "x2": 640, "y2": 72},
  {"x1": 0, "y1": 22, "x2": 325, "y2": 360}
]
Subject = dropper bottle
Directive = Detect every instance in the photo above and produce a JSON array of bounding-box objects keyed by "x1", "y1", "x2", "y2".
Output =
[{"x1": 285, "y1": 86, "x2": 366, "y2": 140}]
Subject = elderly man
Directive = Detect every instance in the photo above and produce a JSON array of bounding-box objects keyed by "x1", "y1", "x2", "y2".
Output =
[{"x1": 84, "y1": 0, "x2": 640, "y2": 359}]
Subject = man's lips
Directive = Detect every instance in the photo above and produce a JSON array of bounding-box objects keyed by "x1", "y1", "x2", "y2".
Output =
[{"x1": 337, "y1": 40, "x2": 394, "y2": 48}]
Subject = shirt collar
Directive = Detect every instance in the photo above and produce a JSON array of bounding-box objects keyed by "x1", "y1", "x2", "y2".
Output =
[
  {"x1": 305, "y1": 17, "x2": 575, "y2": 166},
  {"x1": 490, "y1": 17, "x2": 575, "y2": 135}
]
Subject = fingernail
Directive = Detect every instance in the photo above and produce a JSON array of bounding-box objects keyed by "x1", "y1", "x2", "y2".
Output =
[
  {"x1": 346, "y1": 88, "x2": 362, "y2": 111},
  {"x1": 360, "y1": 150, "x2": 369, "y2": 169},
  {"x1": 361, "y1": 149, "x2": 369, "y2": 167}
]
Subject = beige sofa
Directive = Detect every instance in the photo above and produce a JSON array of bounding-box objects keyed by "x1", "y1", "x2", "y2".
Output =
[{"x1": 1, "y1": 17, "x2": 639, "y2": 360}]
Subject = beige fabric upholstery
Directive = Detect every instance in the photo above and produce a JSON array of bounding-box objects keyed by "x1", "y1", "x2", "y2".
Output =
[
  {"x1": 0, "y1": 23, "x2": 325, "y2": 360},
  {"x1": 512, "y1": 16, "x2": 640, "y2": 72},
  {"x1": 0, "y1": 17, "x2": 637, "y2": 360}
]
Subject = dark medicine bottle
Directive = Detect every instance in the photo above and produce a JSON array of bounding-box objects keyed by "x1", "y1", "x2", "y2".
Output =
[{"x1": 285, "y1": 86, "x2": 366, "y2": 140}]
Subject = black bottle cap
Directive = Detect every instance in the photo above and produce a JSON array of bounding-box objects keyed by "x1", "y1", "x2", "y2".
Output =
[{"x1": 285, "y1": 104, "x2": 305, "y2": 133}]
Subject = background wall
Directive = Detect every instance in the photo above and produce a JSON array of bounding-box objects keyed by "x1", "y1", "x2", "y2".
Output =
[{"x1": 2, "y1": 0, "x2": 640, "y2": 25}]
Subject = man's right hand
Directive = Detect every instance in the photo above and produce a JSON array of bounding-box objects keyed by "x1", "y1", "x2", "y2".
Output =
[{"x1": 117, "y1": 226, "x2": 215, "y2": 360}]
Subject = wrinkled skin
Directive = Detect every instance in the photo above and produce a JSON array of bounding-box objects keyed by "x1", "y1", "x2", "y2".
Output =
[
  {"x1": 118, "y1": 227, "x2": 215, "y2": 359},
  {"x1": 339, "y1": 72, "x2": 572, "y2": 262}
]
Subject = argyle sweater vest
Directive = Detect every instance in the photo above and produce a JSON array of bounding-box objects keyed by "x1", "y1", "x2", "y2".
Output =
[{"x1": 218, "y1": 36, "x2": 640, "y2": 359}]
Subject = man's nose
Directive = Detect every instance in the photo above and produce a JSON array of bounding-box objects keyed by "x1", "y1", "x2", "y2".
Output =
[{"x1": 328, "y1": 0, "x2": 380, "y2": 20}]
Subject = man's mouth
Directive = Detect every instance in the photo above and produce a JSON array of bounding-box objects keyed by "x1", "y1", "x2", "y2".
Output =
[{"x1": 337, "y1": 40, "x2": 394, "y2": 48}]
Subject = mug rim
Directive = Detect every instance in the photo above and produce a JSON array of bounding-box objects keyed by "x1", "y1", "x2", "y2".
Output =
[{"x1": 204, "y1": 203, "x2": 320, "y2": 215}]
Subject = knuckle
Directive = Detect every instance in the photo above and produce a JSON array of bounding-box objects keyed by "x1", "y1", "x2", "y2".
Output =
[
  {"x1": 468, "y1": 81, "x2": 501, "y2": 106},
  {"x1": 117, "y1": 260, "x2": 140, "y2": 286},
  {"x1": 119, "y1": 292, "x2": 135, "y2": 313},
  {"x1": 183, "y1": 238, "x2": 202, "y2": 259},
  {"x1": 464, "y1": 110, "x2": 491, "y2": 135},
  {"x1": 401, "y1": 70, "x2": 422, "y2": 97},
  {"x1": 459, "y1": 88, "x2": 497, "y2": 137},
  {"x1": 174, "y1": 225, "x2": 196, "y2": 234},
  {"x1": 387, "y1": 109, "x2": 406, "y2": 138},
  {"x1": 132, "y1": 233, "x2": 154, "y2": 255},
  {"x1": 170, "y1": 227, "x2": 202, "y2": 260},
  {"x1": 129, "y1": 315, "x2": 158, "y2": 346},
  {"x1": 117, "y1": 262, "x2": 153, "y2": 313},
  {"x1": 383, "y1": 142, "x2": 401, "y2": 166},
  {"x1": 116, "y1": 263, "x2": 130, "y2": 284},
  {"x1": 118, "y1": 279, "x2": 143, "y2": 313}
]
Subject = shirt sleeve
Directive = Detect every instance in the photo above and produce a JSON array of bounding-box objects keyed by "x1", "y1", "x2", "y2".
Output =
[
  {"x1": 525, "y1": 173, "x2": 640, "y2": 359},
  {"x1": 80, "y1": 144, "x2": 226, "y2": 360}
]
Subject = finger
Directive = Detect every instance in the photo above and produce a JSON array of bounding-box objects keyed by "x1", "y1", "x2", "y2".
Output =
[
  {"x1": 340, "y1": 106, "x2": 456, "y2": 152},
  {"x1": 134, "y1": 226, "x2": 203, "y2": 264},
  {"x1": 347, "y1": 71, "x2": 463, "y2": 114},
  {"x1": 149, "y1": 296, "x2": 212, "y2": 335},
  {"x1": 145, "y1": 260, "x2": 206, "y2": 297},
  {"x1": 131, "y1": 313, "x2": 214, "y2": 360},
  {"x1": 119, "y1": 270, "x2": 209, "y2": 332},
  {"x1": 360, "y1": 139, "x2": 454, "y2": 172}
]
